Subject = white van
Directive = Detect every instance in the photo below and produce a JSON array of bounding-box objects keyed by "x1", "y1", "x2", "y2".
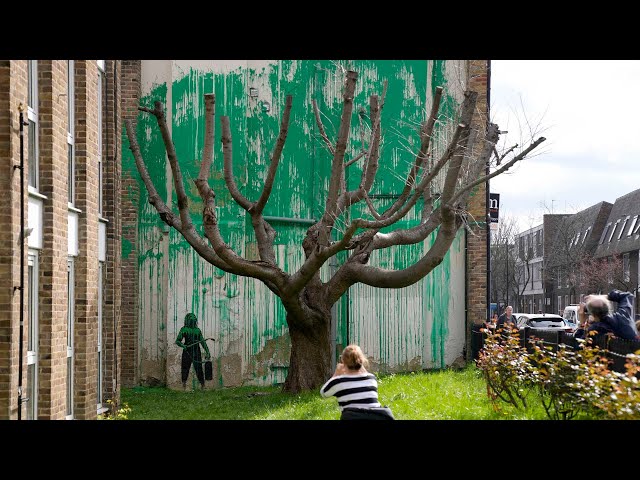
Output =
[{"x1": 563, "y1": 305, "x2": 582, "y2": 328}]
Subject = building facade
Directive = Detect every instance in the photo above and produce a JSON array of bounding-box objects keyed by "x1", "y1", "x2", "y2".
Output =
[
  {"x1": 0, "y1": 60, "x2": 122, "y2": 419},
  {"x1": 2, "y1": 60, "x2": 492, "y2": 414},
  {"x1": 593, "y1": 189, "x2": 640, "y2": 315}
]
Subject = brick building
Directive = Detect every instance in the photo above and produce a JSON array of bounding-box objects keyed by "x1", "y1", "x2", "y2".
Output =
[
  {"x1": 0, "y1": 60, "x2": 122, "y2": 419},
  {"x1": 2, "y1": 60, "x2": 491, "y2": 416}
]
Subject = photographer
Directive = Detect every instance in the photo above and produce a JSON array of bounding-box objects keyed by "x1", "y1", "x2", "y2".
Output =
[{"x1": 574, "y1": 290, "x2": 639, "y2": 340}]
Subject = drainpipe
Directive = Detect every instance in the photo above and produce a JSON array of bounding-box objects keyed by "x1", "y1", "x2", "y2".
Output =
[
  {"x1": 486, "y1": 60, "x2": 492, "y2": 323},
  {"x1": 16, "y1": 105, "x2": 28, "y2": 419}
]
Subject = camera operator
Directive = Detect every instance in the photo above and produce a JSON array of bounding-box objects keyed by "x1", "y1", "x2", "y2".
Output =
[{"x1": 574, "y1": 290, "x2": 639, "y2": 340}]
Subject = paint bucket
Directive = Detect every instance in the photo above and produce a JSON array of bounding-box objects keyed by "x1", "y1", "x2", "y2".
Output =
[{"x1": 204, "y1": 360, "x2": 213, "y2": 381}]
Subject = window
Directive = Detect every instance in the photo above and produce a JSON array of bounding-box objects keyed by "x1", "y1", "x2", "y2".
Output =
[
  {"x1": 28, "y1": 60, "x2": 39, "y2": 190},
  {"x1": 97, "y1": 62, "x2": 105, "y2": 217},
  {"x1": 608, "y1": 220, "x2": 620, "y2": 243},
  {"x1": 558, "y1": 296, "x2": 563, "y2": 312},
  {"x1": 66, "y1": 258, "x2": 74, "y2": 420},
  {"x1": 582, "y1": 227, "x2": 591, "y2": 244},
  {"x1": 67, "y1": 60, "x2": 75, "y2": 206},
  {"x1": 519, "y1": 236, "x2": 525, "y2": 259},
  {"x1": 97, "y1": 262, "x2": 104, "y2": 410},
  {"x1": 618, "y1": 216, "x2": 629, "y2": 240},
  {"x1": 623, "y1": 253, "x2": 630, "y2": 282},
  {"x1": 536, "y1": 230, "x2": 543, "y2": 256},
  {"x1": 628, "y1": 216, "x2": 638, "y2": 236},
  {"x1": 599, "y1": 223, "x2": 611, "y2": 244},
  {"x1": 27, "y1": 252, "x2": 38, "y2": 420}
]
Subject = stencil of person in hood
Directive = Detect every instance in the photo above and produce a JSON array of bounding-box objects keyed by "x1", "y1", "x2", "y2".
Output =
[{"x1": 176, "y1": 312, "x2": 211, "y2": 389}]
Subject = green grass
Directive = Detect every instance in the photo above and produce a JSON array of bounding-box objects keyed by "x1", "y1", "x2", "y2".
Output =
[{"x1": 118, "y1": 365, "x2": 585, "y2": 420}]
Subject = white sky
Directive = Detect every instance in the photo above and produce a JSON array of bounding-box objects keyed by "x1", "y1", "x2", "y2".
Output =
[{"x1": 489, "y1": 60, "x2": 640, "y2": 232}]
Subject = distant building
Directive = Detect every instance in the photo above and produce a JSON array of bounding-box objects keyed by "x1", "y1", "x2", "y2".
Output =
[
  {"x1": 546, "y1": 201, "x2": 613, "y2": 313},
  {"x1": 593, "y1": 188, "x2": 640, "y2": 314}
]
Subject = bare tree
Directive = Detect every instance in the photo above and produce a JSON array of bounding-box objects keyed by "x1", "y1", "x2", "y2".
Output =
[
  {"x1": 490, "y1": 213, "x2": 519, "y2": 308},
  {"x1": 125, "y1": 69, "x2": 545, "y2": 393}
]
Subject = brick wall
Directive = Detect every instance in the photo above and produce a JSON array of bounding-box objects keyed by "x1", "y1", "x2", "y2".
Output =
[
  {"x1": 0, "y1": 61, "x2": 27, "y2": 419},
  {"x1": 120, "y1": 60, "x2": 141, "y2": 387},
  {"x1": 37, "y1": 60, "x2": 69, "y2": 419},
  {"x1": 465, "y1": 60, "x2": 489, "y2": 359},
  {"x1": 102, "y1": 60, "x2": 122, "y2": 405},
  {"x1": 72, "y1": 60, "x2": 100, "y2": 419}
]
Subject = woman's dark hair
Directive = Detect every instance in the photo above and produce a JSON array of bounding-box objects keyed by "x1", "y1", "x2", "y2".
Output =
[{"x1": 340, "y1": 344, "x2": 369, "y2": 370}]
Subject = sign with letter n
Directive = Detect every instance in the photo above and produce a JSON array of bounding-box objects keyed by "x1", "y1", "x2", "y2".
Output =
[{"x1": 489, "y1": 193, "x2": 500, "y2": 228}]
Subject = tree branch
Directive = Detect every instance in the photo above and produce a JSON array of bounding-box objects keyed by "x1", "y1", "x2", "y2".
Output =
[
  {"x1": 449, "y1": 135, "x2": 546, "y2": 206},
  {"x1": 312, "y1": 98, "x2": 335, "y2": 155},
  {"x1": 253, "y1": 95, "x2": 293, "y2": 214},
  {"x1": 140, "y1": 101, "x2": 195, "y2": 233},
  {"x1": 320, "y1": 70, "x2": 358, "y2": 245},
  {"x1": 221, "y1": 116, "x2": 253, "y2": 211}
]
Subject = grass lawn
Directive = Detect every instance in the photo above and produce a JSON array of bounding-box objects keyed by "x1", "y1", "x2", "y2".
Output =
[{"x1": 118, "y1": 365, "x2": 592, "y2": 420}]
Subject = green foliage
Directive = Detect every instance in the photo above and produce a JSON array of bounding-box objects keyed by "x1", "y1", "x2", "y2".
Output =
[
  {"x1": 476, "y1": 327, "x2": 533, "y2": 410},
  {"x1": 97, "y1": 399, "x2": 132, "y2": 420},
  {"x1": 476, "y1": 329, "x2": 640, "y2": 420}
]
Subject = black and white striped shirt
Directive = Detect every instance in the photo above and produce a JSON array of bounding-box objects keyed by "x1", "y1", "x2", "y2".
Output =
[{"x1": 320, "y1": 373, "x2": 381, "y2": 411}]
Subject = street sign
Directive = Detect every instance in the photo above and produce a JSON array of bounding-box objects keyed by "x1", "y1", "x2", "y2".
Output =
[{"x1": 489, "y1": 193, "x2": 499, "y2": 225}]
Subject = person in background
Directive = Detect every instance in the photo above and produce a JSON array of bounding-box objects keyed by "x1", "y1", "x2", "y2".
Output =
[
  {"x1": 497, "y1": 305, "x2": 517, "y2": 331},
  {"x1": 320, "y1": 344, "x2": 394, "y2": 420},
  {"x1": 574, "y1": 290, "x2": 639, "y2": 340}
]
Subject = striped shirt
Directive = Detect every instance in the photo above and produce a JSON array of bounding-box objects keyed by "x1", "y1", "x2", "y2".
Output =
[{"x1": 320, "y1": 373, "x2": 381, "y2": 411}]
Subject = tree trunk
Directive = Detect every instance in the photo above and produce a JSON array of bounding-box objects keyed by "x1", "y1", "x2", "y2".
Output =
[{"x1": 282, "y1": 308, "x2": 332, "y2": 393}]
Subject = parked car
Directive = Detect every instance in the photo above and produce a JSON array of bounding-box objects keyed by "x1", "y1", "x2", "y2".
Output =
[
  {"x1": 562, "y1": 305, "x2": 582, "y2": 330},
  {"x1": 515, "y1": 313, "x2": 575, "y2": 334}
]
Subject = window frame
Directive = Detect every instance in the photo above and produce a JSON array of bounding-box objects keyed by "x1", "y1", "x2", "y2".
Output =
[
  {"x1": 67, "y1": 60, "x2": 75, "y2": 207},
  {"x1": 27, "y1": 251, "x2": 39, "y2": 420},
  {"x1": 66, "y1": 257, "x2": 74, "y2": 420},
  {"x1": 27, "y1": 60, "x2": 39, "y2": 192}
]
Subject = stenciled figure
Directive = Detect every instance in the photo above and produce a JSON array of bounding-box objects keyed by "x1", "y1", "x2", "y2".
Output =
[{"x1": 176, "y1": 312, "x2": 211, "y2": 389}]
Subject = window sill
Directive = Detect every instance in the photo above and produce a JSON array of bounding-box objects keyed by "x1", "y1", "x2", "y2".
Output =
[
  {"x1": 28, "y1": 189, "x2": 48, "y2": 201},
  {"x1": 68, "y1": 205, "x2": 82, "y2": 214},
  {"x1": 97, "y1": 406, "x2": 109, "y2": 415},
  {"x1": 99, "y1": 216, "x2": 109, "y2": 224}
]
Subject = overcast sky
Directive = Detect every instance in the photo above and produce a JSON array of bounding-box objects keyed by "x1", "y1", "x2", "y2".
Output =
[{"x1": 489, "y1": 60, "x2": 640, "y2": 233}]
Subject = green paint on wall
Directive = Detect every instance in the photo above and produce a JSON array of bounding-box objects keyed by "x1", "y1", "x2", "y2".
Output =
[{"x1": 126, "y1": 61, "x2": 469, "y2": 385}]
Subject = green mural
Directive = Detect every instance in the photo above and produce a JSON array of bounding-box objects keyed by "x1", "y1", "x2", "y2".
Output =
[{"x1": 125, "y1": 60, "x2": 466, "y2": 387}]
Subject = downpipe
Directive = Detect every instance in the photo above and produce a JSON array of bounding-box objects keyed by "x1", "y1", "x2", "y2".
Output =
[{"x1": 15, "y1": 105, "x2": 28, "y2": 419}]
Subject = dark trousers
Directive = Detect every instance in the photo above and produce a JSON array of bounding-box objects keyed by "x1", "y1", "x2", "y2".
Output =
[
  {"x1": 341, "y1": 407, "x2": 395, "y2": 420},
  {"x1": 181, "y1": 347, "x2": 205, "y2": 386}
]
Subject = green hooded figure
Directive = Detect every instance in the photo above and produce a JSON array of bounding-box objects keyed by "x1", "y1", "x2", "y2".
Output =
[{"x1": 176, "y1": 313, "x2": 211, "y2": 389}]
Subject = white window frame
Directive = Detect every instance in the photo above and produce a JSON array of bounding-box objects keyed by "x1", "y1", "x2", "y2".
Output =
[
  {"x1": 608, "y1": 220, "x2": 620, "y2": 243},
  {"x1": 97, "y1": 261, "x2": 104, "y2": 411},
  {"x1": 618, "y1": 216, "x2": 629, "y2": 240},
  {"x1": 628, "y1": 215, "x2": 638, "y2": 236},
  {"x1": 582, "y1": 227, "x2": 591, "y2": 244},
  {"x1": 97, "y1": 62, "x2": 104, "y2": 218},
  {"x1": 67, "y1": 60, "x2": 75, "y2": 208},
  {"x1": 28, "y1": 60, "x2": 39, "y2": 192},
  {"x1": 599, "y1": 223, "x2": 611, "y2": 244},
  {"x1": 27, "y1": 251, "x2": 39, "y2": 420},
  {"x1": 66, "y1": 257, "x2": 74, "y2": 420}
]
